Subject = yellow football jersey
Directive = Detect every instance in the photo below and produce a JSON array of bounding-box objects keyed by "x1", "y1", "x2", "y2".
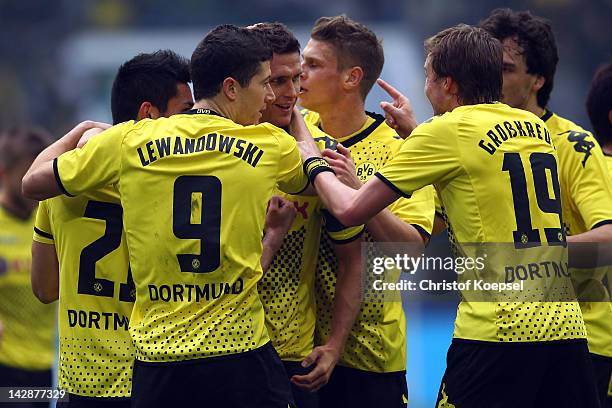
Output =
[
  {"x1": 305, "y1": 110, "x2": 435, "y2": 372},
  {"x1": 259, "y1": 123, "x2": 363, "y2": 362},
  {"x1": 0, "y1": 206, "x2": 56, "y2": 370},
  {"x1": 54, "y1": 109, "x2": 309, "y2": 363},
  {"x1": 542, "y1": 110, "x2": 612, "y2": 358},
  {"x1": 33, "y1": 187, "x2": 134, "y2": 397},
  {"x1": 377, "y1": 103, "x2": 586, "y2": 343}
]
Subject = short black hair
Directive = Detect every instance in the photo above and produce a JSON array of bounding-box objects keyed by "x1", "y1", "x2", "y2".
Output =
[
  {"x1": 311, "y1": 15, "x2": 384, "y2": 100},
  {"x1": 111, "y1": 50, "x2": 190, "y2": 125},
  {"x1": 191, "y1": 24, "x2": 272, "y2": 100},
  {"x1": 586, "y1": 63, "x2": 612, "y2": 145},
  {"x1": 0, "y1": 125, "x2": 53, "y2": 168},
  {"x1": 425, "y1": 24, "x2": 503, "y2": 105},
  {"x1": 249, "y1": 22, "x2": 300, "y2": 55},
  {"x1": 479, "y1": 8, "x2": 558, "y2": 108}
]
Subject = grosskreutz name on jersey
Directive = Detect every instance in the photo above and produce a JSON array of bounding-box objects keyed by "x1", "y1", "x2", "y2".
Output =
[
  {"x1": 136, "y1": 134, "x2": 264, "y2": 168},
  {"x1": 479, "y1": 119, "x2": 552, "y2": 155}
]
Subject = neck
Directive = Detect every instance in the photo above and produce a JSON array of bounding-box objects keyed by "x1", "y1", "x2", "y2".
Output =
[
  {"x1": 193, "y1": 98, "x2": 233, "y2": 120},
  {"x1": 602, "y1": 142, "x2": 612, "y2": 156},
  {"x1": 0, "y1": 190, "x2": 32, "y2": 220},
  {"x1": 524, "y1": 95, "x2": 545, "y2": 118},
  {"x1": 317, "y1": 97, "x2": 367, "y2": 139}
]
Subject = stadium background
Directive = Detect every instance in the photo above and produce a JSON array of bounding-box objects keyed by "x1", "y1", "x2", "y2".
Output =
[{"x1": 1, "y1": 0, "x2": 610, "y2": 406}]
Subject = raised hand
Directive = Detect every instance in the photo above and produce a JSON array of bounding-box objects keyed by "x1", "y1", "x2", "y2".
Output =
[{"x1": 377, "y1": 78, "x2": 417, "y2": 138}]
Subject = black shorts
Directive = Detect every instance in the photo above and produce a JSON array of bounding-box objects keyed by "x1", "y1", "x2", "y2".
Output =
[
  {"x1": 283, "y1": 360, "x2": 319, "y2": 408},
  {"x1": 131, "y1": 342, "x2": 295, "y2": 408},
  {"x1": 436, "y1": 339, "x2": 600, "y2": 408},
  {"x1": 0, "y1": 363, "x2": 52, "y2": 408},
  {"x1": 318, "y1": 365, "x2": 407, "y2": 408},
  {"x1": 590, "y1": 353, "x2": 612, "y2": 408},
  {"x1": 56, "y1": 394, "x2": 130, "y2": 408}
]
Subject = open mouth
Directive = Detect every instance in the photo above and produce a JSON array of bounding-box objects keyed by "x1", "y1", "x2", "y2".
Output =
[{"x1": 274, "y1": 103, "x2": 293, "y2": 112}]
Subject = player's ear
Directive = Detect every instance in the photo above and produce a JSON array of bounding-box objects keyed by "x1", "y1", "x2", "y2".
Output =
[
  {"x1": 343, "y1": 66, "x2": 364, "y2": 92},
  {"x1": 533, "y1": 75, "x2": 546, "y2": 93},
  {"x1": 443, "y1": 76, "x2": 458, "y2": 96},
  {"x1": 136, "y1": 101, "x2": 159, "y2": 121},
  {"x1": 222, "y1": 77, "x2": 238, "y2": 101}
]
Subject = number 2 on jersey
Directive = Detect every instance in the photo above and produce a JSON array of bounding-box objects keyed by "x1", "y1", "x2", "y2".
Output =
[
  {"x1": 78, "y1": 201, "x2": 135, "y2": 302},
  {"x1": 502, "y1": 152, "x2": 565, "y2": 248}
]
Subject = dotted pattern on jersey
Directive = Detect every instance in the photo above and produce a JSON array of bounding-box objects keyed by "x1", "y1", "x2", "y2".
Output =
[
  {"x1": 495, "y1": 302, "x2": 585, "y2": 341},
  {"x1": 59, "y1": 336, "x2": 133, "y2": 397},
  {"x1": 131, "y1": 288, "x2": 259, "y2": 362},
  {"x1": 258, "y1": 227, "x2": 306, "y2": 358},
  {"x1": 316, "y1": 229, "x2": 398, "y2": 372},
  {"x1": 314, "y1": 127, "x2": 407, "y2": 371},
  {"x1": 442, "y1": 203, "x2": 586, "y2": 342}
]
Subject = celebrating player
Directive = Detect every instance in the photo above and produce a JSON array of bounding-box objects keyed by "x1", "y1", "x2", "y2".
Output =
[
  {"x1": 0, "y1": 126, "x2": 56, "y2": 408},
  {"x1": 296, "y1": 15, "x2": 434, "y2": 408},
  {"x1": 480, "y1": 10, "x2": 612, "y2": 406},
  {"x1": 22, "y1": 25, "x2": 313, "y2": 408},
  {"x1": 31, "y1": 50, "x2": 193, "y2": 407},
  {"x1": 586, "y1": 61, "x2": 612, "y2": 408},
  {"x1": 251, "y1": 22, "x2": 364, "y2": 407},
  {"x1": 295, "y1": 24, "x2": 599, "y2": 408}
]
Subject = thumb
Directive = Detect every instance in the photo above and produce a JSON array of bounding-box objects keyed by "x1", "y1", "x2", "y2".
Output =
[
  {"x1": 301, "y1": 348, "x2": 321, "y2": 368},
  {"x1": 336, "y1": 143, "x2": 351, "y2": 158}
]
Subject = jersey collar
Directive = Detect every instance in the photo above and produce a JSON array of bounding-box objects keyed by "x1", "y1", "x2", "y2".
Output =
[
  {"x1": 540, "y1": 109, "x2": 553, "y2": 123},
  {"x1": 182, "y1": 108, "x2": 225, "y2": 118},
  {"x1": 318, "y1": 111, "x2": 385, "y2": 149}
]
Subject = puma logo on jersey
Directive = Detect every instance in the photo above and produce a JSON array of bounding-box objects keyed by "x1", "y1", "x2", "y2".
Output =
[{"x1": 562, "y1": 130, "x2": 594, "y2": 167}]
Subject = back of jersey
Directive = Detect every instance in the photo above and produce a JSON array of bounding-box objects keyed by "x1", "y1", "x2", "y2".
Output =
[
  {"x1": 34, "y1": 188, "x2": 134, "y2": 397},
  {"x1": 55, "y1": 109, "x2": 308, "y2": 362},
  {"x1": 377, "y1": 103, "x2": 585, "y2": 342}
]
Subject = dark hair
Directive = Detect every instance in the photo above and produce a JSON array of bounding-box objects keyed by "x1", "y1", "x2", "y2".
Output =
[
  {"x1": 479, "y1": 8, "x2": 558, "y2": 108},
  {"x1": 250, "y1": 22, "x2": 300, "y2": 55},
  {"x1": 586, "y1": 63, "x2": 612, "y2": 145},
  {"x1": 191, "y1": 24, "x2": 272, "y2": 100},
  {"x1": 425, "y1": 24, "x2": 502, "y2": 105},
  {"x1": 311, "y1": 15, "x2": 384, "y2": 100},
  {"x1": 111, "y1": 50, "x2": 190, "y2": 125},
  {"x1": 0, "y1": 126, "x2": 53, "y2": 168}
]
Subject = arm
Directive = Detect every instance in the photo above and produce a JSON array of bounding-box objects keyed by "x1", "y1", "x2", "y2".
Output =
[
  {"x1": 22, "y1": 121, "x2": 110, "y2": 200},
  {"x1": 324, "y1": 145, "x2": 427, "y2": 245},
  {"x1": 31, "y1": 241, "x2": 59, "y2": 304},
  {"x1": 433, "y1": 213, "x2": 447, "y2": 236},
  {"x1": 261, "y1": 196, "x2": 297, "y2": 272},
  {"x1": 377, "y1": 78, "x2": 418, "y2": 138},
  {"x1": 291, "y1": 236, "x2": 363, "y2": 391},
  {"x1": 567, "y1": 224, "x2": 612, "y2": 270},
  {"x1": 566, "y1": 223, "x2": 612, "y2": 243}
]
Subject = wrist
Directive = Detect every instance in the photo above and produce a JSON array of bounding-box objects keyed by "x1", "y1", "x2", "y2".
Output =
[{"x1": 304, "y1": 157, "x2": 335, "y2": 184}]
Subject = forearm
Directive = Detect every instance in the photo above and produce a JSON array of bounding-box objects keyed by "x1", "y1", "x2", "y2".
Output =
[
  {"x1": 260, "y1": 230, "x2": 285, "y2": 273},
  {"x1": 326, "y1": 259, "x2": 362, "y2": 352},
  {"x1": 366, "y1": 209, "x2": 427, "y2": 245},
  {"x1": 566, "y1": 223, "x2": 612, "y2": 243},
  {"x1": 31, "y1": 242, "x2": 59, "y2": 304},
  {"x1": 313, "y1": 173, "x2": 362, "y2": 226},
  {"x1": 567, "y1": 224, "x2": 612, "y2": 269}
]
